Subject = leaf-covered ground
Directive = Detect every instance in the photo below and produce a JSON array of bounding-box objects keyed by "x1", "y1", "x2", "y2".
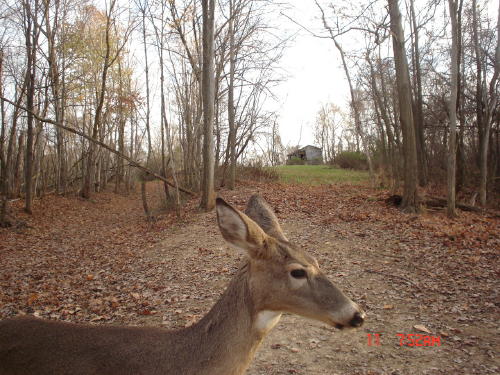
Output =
[{"x1": 1, "y1": 182, "x2": 499, "y2": 374}]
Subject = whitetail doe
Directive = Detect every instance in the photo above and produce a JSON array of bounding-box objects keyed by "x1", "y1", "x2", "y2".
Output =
[{"x1": 0, "y1": 195, "x2": 365, "y2": 375}]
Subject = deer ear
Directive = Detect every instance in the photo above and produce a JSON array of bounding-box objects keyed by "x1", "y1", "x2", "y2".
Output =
[
  {"x1": 216, "y1": 198, "x2": 274, "y2": 259},
  {"x1": 245, "y1": 194, "x2": 288, "y2": 241}
]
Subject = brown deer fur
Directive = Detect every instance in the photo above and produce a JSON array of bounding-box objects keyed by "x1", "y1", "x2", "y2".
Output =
[{"x1": 0, "y1": 195, "x2": 365, "y2": 375}]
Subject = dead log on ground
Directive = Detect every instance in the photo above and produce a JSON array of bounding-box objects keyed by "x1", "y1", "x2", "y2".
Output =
[{"x1": 385, "y1": 194, "x2": 483, "y2": 212}]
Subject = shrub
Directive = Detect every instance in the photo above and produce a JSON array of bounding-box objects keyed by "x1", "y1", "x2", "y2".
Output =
[
  {"x1": 308, "y1": 157, "x2": 323, "y2": 165},
  {"x1": 287, "y1": 156, "x2": 305, "y2": 165},
  {"x1": 237, "y1": 164, "x2": 279, "y2": 182},
  {"x1": 334, "y1": 151, "x2": 368, "y2": 170}
]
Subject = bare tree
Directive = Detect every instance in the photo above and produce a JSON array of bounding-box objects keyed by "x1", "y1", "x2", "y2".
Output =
[
  {"x1": 314, "y1": 103, "x2": 343, "y2": 164},
  {"x1": 200, "y1": 0, "x2": 216, "y2": 211},
  {"x1": 388, "y1": 0, "x2": 419, "y2": 212},
  {"x1": 447, "y1": 0, "x2": 460, "y2": 217},
  {"x1": 81, "y1": 0, "x2": 115, "y2": 199},
  {"x1": 477, "y1": 0, "x2": 500, "y2": 205},
  {"x1": 408, "y1": 0, "x2": 428, "y2": 186},
  {"x1": 227, "y1": 0, "x2": 236, "y2": 190},
  {"x1": 315, "y1": 1, "x2": 375, "y2": 187},
  {"x1": 22, "y1": 0, "x2": 43, "y2": 214}
]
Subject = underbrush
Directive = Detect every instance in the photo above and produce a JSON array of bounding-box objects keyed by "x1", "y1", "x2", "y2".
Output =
[
  {"x1": 334, "y1": 151, "x2": 368, "y2": 170},
  {"x1": 286, "y1": 156, "x2": 305, "y2": 165},
  {"x1": 237, "y1": 165, "x2": 280, "y2": 182}
]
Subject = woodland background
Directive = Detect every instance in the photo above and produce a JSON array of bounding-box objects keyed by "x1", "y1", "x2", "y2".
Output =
[
  {"x1": 0, "y1": 0, "x2": 498, "y2": 223},
  {"x1": 0, "y1": 1, "x2": 499, "y2": 373}
]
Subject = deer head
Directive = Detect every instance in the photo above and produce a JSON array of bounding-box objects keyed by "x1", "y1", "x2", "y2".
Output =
[{"x1": 216, "y1": 195, "x2": 365, "y2": 330}]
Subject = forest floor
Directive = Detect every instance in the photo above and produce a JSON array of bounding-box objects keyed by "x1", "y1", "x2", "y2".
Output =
[{"x1": 1, "y1": 180, "x2": 499, "y2": 374}]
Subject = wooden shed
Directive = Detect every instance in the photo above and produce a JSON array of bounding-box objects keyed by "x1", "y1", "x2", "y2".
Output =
[{"x1": 287, "y1": 145, "x2": 323, "y2": 165}]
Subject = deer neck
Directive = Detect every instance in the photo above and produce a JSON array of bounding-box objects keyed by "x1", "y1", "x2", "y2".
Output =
[{"x1": 179, "y1": 262, "x2": 281, "y2": 375}]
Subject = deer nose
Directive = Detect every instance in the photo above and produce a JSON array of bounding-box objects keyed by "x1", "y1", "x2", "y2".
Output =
[{"x1": 349, "y1": 311, "x2": 365, "y2": 327}]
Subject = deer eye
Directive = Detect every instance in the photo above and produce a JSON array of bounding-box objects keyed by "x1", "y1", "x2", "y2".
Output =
[{"x1": 290, "y1": 269, "x2": 306, "y2": 278}]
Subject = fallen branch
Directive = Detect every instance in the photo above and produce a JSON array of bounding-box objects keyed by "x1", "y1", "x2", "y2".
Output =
[
  {"x1": 1, "y1": 96, "x2": 195, "y2": 196},
  {"x1": 386, "y1": 194, "x2": 483, "y2": 213},
  {"x1": 425, "y1": 196, "x2": 484, "y2": 212}
]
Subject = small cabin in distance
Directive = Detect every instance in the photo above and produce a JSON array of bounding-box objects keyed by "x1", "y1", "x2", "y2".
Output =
[{"x1": 287, "y1": 145, "x2": 323, "y2": 165}]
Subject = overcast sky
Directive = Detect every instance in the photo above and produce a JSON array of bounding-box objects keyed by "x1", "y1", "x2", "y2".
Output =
[
  {"x1": 272, "y1": 1, "x2": 350, "y2": 148},
  {"x1": 277, "y1": 0, "x2": 498, "y2": 149},
  {"x1": 123, "y1": 0, "x2": 356, "y2": 150}
]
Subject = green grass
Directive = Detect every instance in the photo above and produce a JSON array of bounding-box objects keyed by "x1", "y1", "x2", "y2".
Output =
[{"x1": 271, "y1": 165, "x2": 369, "y2": 185}]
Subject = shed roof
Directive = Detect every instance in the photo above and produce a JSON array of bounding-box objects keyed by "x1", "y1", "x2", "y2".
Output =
[
  {"x1": 287, "y1": 145, "x2": 322, "y2": 156},
  {"x1": 300, "y1": 145, "x2": 321, "y2": 150}
]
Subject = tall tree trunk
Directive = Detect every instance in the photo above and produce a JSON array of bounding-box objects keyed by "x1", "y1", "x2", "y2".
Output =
[
  {"x1": 227, "y1": 0, "x2": 236, "y2": 190},
  {"x1": 126, "y1": 109, "x2": 134, "y2": 193},
  {"x1": 23, "y1": 0, "x2": 39, "y2": 214},
  {"x1": 0, "y1": 50, "x2": 6, "y2": 194},
  {"x1": 472, "y1": 0, "x2": 485, "y2": 199},
  {"x1": 409, "y1": 0, "x2": 428, "y2": 186},
  {"x1": 367, "y1": 54, "x2": 394, "y2": 186},
  {"x1": 376, "y1": 50, "x2": 399, "y2": 187},
  {"x1": 456, "y1": 0, "x2": 466, "y2": 193},
  {"x1": 0, "y1": 49, "x2": 8, "y2": 226},
  {"x1": 158, "y1": 1, "x2": 170, "y2": 205},
  {"x1": 388, "y1": 0, "x2": 419, "y2": 212},
  {"x1": 141, "y1": 4, "x2": 152, "y2": 165},
  {"x1": 479, "y1": 1, "x2": 500, "y2": 205},
  {"x1": 115, "y1": 60, "x2": 125, "y2": 194},
  {"x1": 81, "y1": 0, "x2": 115, "y2": 198},
  {"x1": 447, "y1": 0, "x2": 460, "y2": 217},
  {"x1": 45, "y1": 0, "x2": 67, "y2": 195},
  {"x1": 200, "y1": 0, "x2": 216, "y2": 211},
  {"x1": 316, "y1": 3, "x2": 375, "y2": 186},
  {"x1": 163, "y1": 103, "x2": 181, "y2": 217},
  {"x1": 14, "y1": 133, "x2": 25, "y2": 198}
]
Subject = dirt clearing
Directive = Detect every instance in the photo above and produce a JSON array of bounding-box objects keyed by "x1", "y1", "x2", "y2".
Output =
[{"x1": 1, "y1": 182, "x2": 498, "y2": 374}]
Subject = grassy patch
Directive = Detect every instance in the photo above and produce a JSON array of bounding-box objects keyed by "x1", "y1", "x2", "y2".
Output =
[{"x1": 271, "y1": 165, "x2": 369, "y2": 185}]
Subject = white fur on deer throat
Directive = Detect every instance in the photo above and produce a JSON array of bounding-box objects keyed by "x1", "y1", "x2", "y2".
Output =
[{"x1": 255, "y1": 310, "x2": 282, "y2": 334}]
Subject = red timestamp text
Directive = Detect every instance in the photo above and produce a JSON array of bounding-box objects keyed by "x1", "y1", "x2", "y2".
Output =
[
  {"x1": 397, "y1": 333, "x2": 441, "y2": 347},
  {"x1": 367, "y1": 333, "x2": 441, "y2": 347}
]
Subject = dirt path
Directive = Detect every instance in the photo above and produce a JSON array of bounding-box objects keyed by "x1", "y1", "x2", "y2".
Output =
[
  {"x1": 1, "y1": 182, "x2": 498, "y2": 374},
  {"x1": 247, "y1": 217, "x2": 497, "y2": 375}
]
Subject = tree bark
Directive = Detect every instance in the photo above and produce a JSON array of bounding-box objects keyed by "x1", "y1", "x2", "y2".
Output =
[
  {"x1": 13, "y1": 132, "x2": 25, "y2": 198},
  {"x1": 409, "y1": 0, "x2": 428, "y2": 186},
  {"x1": 81, "y1": 0, "x2": 115, "y2": 199},
  {"x1": 1, "y1": 96, "x2": 195, "y2": 196},
  {"x1": 367, "y1": 54, "x2": 395, "y2": 186},
  {"x1": 227, "y1": 0, "x2": 236, "y2": 190},
  {"x1": 478, "y1": 1, "x2": 500, "y2": 205},
  {"x1": 200, "y1": 0, "x2": 216, "y2": 211},
  {"x1": 44, "y1": 0, "x2": 67, "y2": 195},
  {"x1": 388, "y1": 0, "x2": 420, "y2": 212},
  {"x1": 23, "y1": 0, "x2": 40, "y2": 214},
  {"x1": 456, "y1": 0, "x2": 466, "y2": 193},
  {"x1": 115, "y1": 60, "x2": 125, "y2": 194},
  {"x1": 4, "y1": 76, "x2": 27, "y2": 199},
  {"x1": 0, "y1": 50, "x2": 6, "y2": 226},
  {"x1": 447, "y1": 0, "x2": 460, "y2": 217},
  {"x1": 141, "y1": 2, "x2": 152, "y2": 166},
  {"x1": 0, "y1": 50, "x2": 4, "y2": 181}
]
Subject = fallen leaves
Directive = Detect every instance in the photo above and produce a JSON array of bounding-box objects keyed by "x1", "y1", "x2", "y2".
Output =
[
  {"x1": 0, "y1": 180, "x2": 498, "y2": 374},
  {"x1": 413, "y1": 324, "x2": 432, "y2": 334},
  {"x1": 0, "y1": 186, "x2": 186, "y2": 324},
  {"x1": 27, "y1": 293, "x2": 39, "y2": 306}
]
